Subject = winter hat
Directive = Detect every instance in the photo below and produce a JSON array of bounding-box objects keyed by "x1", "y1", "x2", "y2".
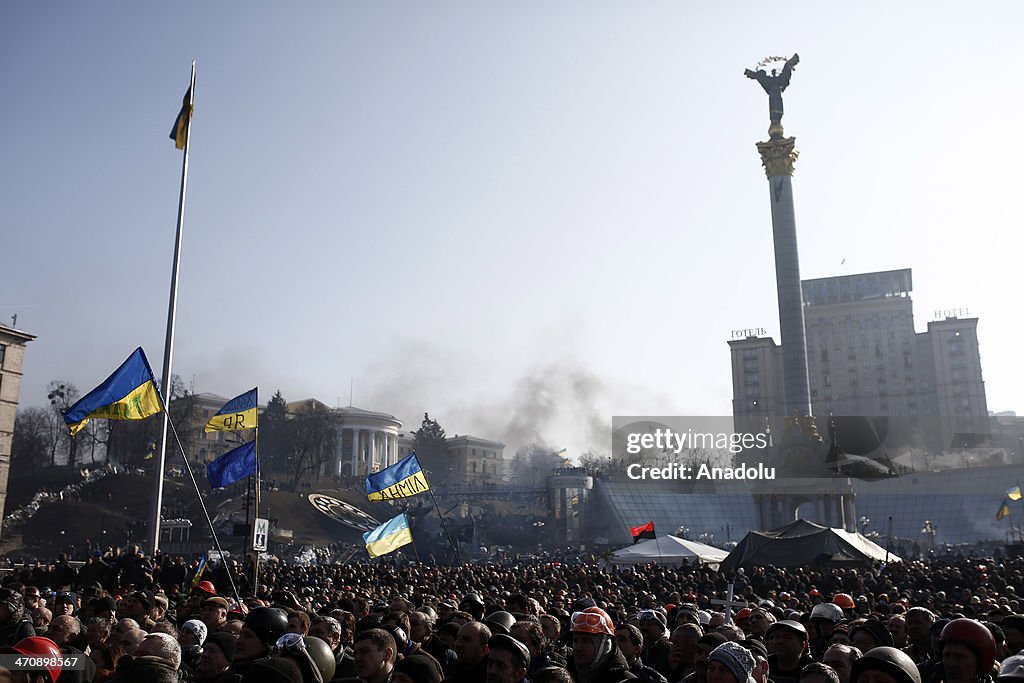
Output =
[
  {"x1": 181, "y1": 620, "x2": 208, "y2": 646},
  {"x1": 709, "y1": 641, "x2": 756, "y2": 683},
  {"x1": 394, "y1": 653, "x2": 443, "y2": 683},
  {"x1": 205, "y1": 632, "x2": 237, "y2": 662},
  {"x1": 851, "y1": 619, "x2": 894, "y2": 648}
]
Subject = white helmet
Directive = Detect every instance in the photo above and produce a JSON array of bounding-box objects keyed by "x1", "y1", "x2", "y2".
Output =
[
  {"x1": 810, "y1": 602, "x2": 844, "y2": 622},
  {"x1": 998, "y1": 655, "x2": 1024, "y2": 680}
]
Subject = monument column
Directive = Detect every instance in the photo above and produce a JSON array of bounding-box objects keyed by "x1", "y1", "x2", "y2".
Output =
[
  {"x1": 747, "y1": 53, "x2": 812, "y2": 417},
  {"x1": 757, "y1": 137, "x2": 811, "y2": 416}
]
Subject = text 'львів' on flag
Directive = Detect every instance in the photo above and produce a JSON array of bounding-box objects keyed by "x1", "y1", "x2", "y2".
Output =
[
  {"x1": 206, "y1": 441, "x2": 257, "y2": 489},
  {"x1": 363, "y1": 514, "x2": 413, "y2": 558},
  {"x1": 364, "y1": 452, "x2": 429, "y2": 501},
  {"x1": 205, "y1": 388, "x2": 258, "y2": 432},
  {"x1": 63, "y1": 348, "x2": 163, "y2": 436}
]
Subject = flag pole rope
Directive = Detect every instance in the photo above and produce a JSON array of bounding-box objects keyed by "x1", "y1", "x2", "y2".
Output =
[{"x1": 162, "y1": 403, "x2": 243, "y2": 605}]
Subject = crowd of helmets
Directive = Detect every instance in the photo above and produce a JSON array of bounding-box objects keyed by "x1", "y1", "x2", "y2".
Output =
[{"x1": 5, "y1": 553, "x2": 1024, "y2": 683}]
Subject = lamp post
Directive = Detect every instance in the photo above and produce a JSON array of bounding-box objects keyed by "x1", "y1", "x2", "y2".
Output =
[{"x1": 921, "y1": 520, "x2": 937, "y2": 554}]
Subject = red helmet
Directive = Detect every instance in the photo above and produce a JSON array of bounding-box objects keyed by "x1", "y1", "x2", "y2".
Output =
[
  {"x1": 736, "y1": 608, "x2": 752, "y2": 621},
  {"x1": 12, "y1": 636, "x2": 63, "y2": 683},
  {"x1": 194, "y1": 580, "x2": 216, "y2": 595},
  {"x1": 570, "y1": 607, "x2": 615, "y2": 636},
  {"x1": 940, "y1": 618, "x2": 997, "y2": 675},
  {"x1": 833, "y1": 593, "x2": 856, "y2": 611}
]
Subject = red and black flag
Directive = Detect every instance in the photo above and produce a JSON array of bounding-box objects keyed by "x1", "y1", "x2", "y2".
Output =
[{"x1": 630, "y1": 521, "x2": 656, "y2": 544}]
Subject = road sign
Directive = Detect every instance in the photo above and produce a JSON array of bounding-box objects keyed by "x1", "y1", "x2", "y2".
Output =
[{"x1": 252, "y1": 517, "x2": 269, "y2": 551}]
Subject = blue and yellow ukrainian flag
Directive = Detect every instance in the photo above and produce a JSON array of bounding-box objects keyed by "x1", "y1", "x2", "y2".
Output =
[
  {"x1": 1008, "y1": 486, "x2": 1022, "y2": 502},
  {"x1": 205, "y1": 388, "x2": 258, "y2": 432},
  {"x1": 63, "y1": 348, "x2": 163, "y2": 436},
  {"x1": 998, "y1": 497, "x2": 1012, "y2": 521},
  {"x1": 191, "y1": 552, "x2": 207, "y2": 585},
  {"x1": 364, "y1": 453, "x2": 429, "y2": 501},
  {"x1": 169, "y1": 86, "x2": 192, "y2": 150},
  {"x1": 363, "y1": 513, "x2": 413, "y2": 558}
]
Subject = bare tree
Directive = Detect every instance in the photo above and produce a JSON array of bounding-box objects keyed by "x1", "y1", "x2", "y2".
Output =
[
  {"x1": 286, "y1": 406, "x2": 336, "y2": 488},
  {"x1": 11, "y1": 407, "x2": 53, "y2": 474},
  {"x1": 46, "y1": 381, "x2": 80, "y2": 467}
]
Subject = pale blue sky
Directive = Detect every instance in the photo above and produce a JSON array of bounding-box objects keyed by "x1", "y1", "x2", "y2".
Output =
[{"x1": 4, "y1": 2, "x2": 1022, "y2": 456}]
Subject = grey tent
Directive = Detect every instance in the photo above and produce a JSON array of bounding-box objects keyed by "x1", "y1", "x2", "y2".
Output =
[
  {"x1": 610, "y1": 535, "x2": 729, "y2": 567},
  {"x1": 720, "y1": 519, "x2": 899, "y2": 571}
]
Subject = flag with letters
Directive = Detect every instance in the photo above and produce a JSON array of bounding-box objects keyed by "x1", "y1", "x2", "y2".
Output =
[
  {"x1": 207, "y1": 441, "x2": 257, "y2": 489},
  {"x1": 364, "y1": 452, "x2": 430, "y2": 501},
  {"x1": 63, "y1": 348, "x2": 163, "y2": 436},
  {"x1": 630, "y1": 521, "x2": 656, "y2": 544},
  {"x1": 169, "y1": 86, "x2": 192, "y2": 150},
  {"x1": 205, "y1": 388, "x2": 258, "y2": 432},
  {"x1": 363, "y1": 513, "x2": 413, "y2": 558}
]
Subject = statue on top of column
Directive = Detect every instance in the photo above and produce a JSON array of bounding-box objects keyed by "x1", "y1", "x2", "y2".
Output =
[{"x1": 745, "y1": 53, "x2": 800, "y2": 139}]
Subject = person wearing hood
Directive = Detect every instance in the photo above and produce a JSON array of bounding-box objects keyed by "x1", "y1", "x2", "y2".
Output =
[
  {"x1": 180, "y1": 619, "x2": 208, "y2": 680},
  {"x1": 0, "y1": 588, "x2": 36, "y2": 646},
  {"x1": 567, "y1": 607, "x2": 636, "y2": 683}
]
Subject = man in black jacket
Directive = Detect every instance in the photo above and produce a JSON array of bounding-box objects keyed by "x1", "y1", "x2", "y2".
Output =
[{"x1": 567, "y1": 607, "x2": 636, "y2": 683}]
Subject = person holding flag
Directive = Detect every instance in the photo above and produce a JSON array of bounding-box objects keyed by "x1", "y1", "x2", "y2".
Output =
[{"x1": 364, "y1": 452, "x2": 461, "y2": 562}]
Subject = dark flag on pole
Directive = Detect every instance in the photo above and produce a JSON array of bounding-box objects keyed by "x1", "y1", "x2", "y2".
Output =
[
  {"x1": 169, "y1": 87, "x2": 193, "y2": 150},
  {"x1": 630, "y1": 521, "x2": 656, "y2": 544}
]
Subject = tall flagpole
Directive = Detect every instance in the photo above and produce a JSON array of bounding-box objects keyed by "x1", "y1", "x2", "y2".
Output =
[
  {"x1": 252, "y1": 412, "x2": 262, "y2": 591},
  {"x1": 150, "y1": 61, "x2": 196, "y2": 555}
]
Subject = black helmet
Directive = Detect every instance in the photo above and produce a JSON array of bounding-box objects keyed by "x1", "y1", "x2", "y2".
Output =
[
  {"x1": 382, "y1": 624, "x2": 408, "y2": 655},
  {"x1": 852, "y1": 647, "x2": 922, "y2": 683},
  {"x1": 303, "y1": 636, "x2": 336, "y2": 683},
  {"x1": 484, "y1": 610, "x2": 516, "y2": 635},
  {"x1": 277, "y1": 634, "x2": 336, "y2": 683},
  {"x1": 243, "y1": 607, "x2": 289, "y2": 646}
]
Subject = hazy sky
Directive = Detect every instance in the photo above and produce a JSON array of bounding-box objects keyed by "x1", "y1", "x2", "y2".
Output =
[{"x1": 4, "y1": 2, "x2": 1022, "y2": 458}]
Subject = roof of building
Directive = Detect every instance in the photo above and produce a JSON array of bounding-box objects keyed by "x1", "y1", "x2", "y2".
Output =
[
  {"x1": 0, "y1": 324, "x2": 37, "y2": 343},
  {"x1": 447, "y1": 434, "x2": 506, "y2": 449}
]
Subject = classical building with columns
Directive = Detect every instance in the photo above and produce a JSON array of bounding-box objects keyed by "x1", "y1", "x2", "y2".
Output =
[
  {"x1": 176, "y1": 392, "x2": 506, "y2": 486},
  {"x1": 320, "y1": 405, "x2": 403, "y2": 478}
]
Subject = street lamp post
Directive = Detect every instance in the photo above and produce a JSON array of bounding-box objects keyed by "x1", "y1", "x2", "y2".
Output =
[{"x1": 921, "y1": 520, "x2": 937, "y2": 555}]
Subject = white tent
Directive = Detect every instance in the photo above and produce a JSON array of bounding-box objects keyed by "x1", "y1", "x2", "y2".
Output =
[{"x1": 610, "y1": 535, "x2": 729, "y2": 567}]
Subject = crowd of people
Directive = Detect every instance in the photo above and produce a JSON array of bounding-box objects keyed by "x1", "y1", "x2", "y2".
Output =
[{"x1": 2, "y1": 547, "x2": 1024, "y2": 683}]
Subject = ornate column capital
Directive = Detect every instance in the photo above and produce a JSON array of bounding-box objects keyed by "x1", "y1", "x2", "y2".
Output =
[{"x1": 756, "y1": 136, "x2": 799, "y2": 177}]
